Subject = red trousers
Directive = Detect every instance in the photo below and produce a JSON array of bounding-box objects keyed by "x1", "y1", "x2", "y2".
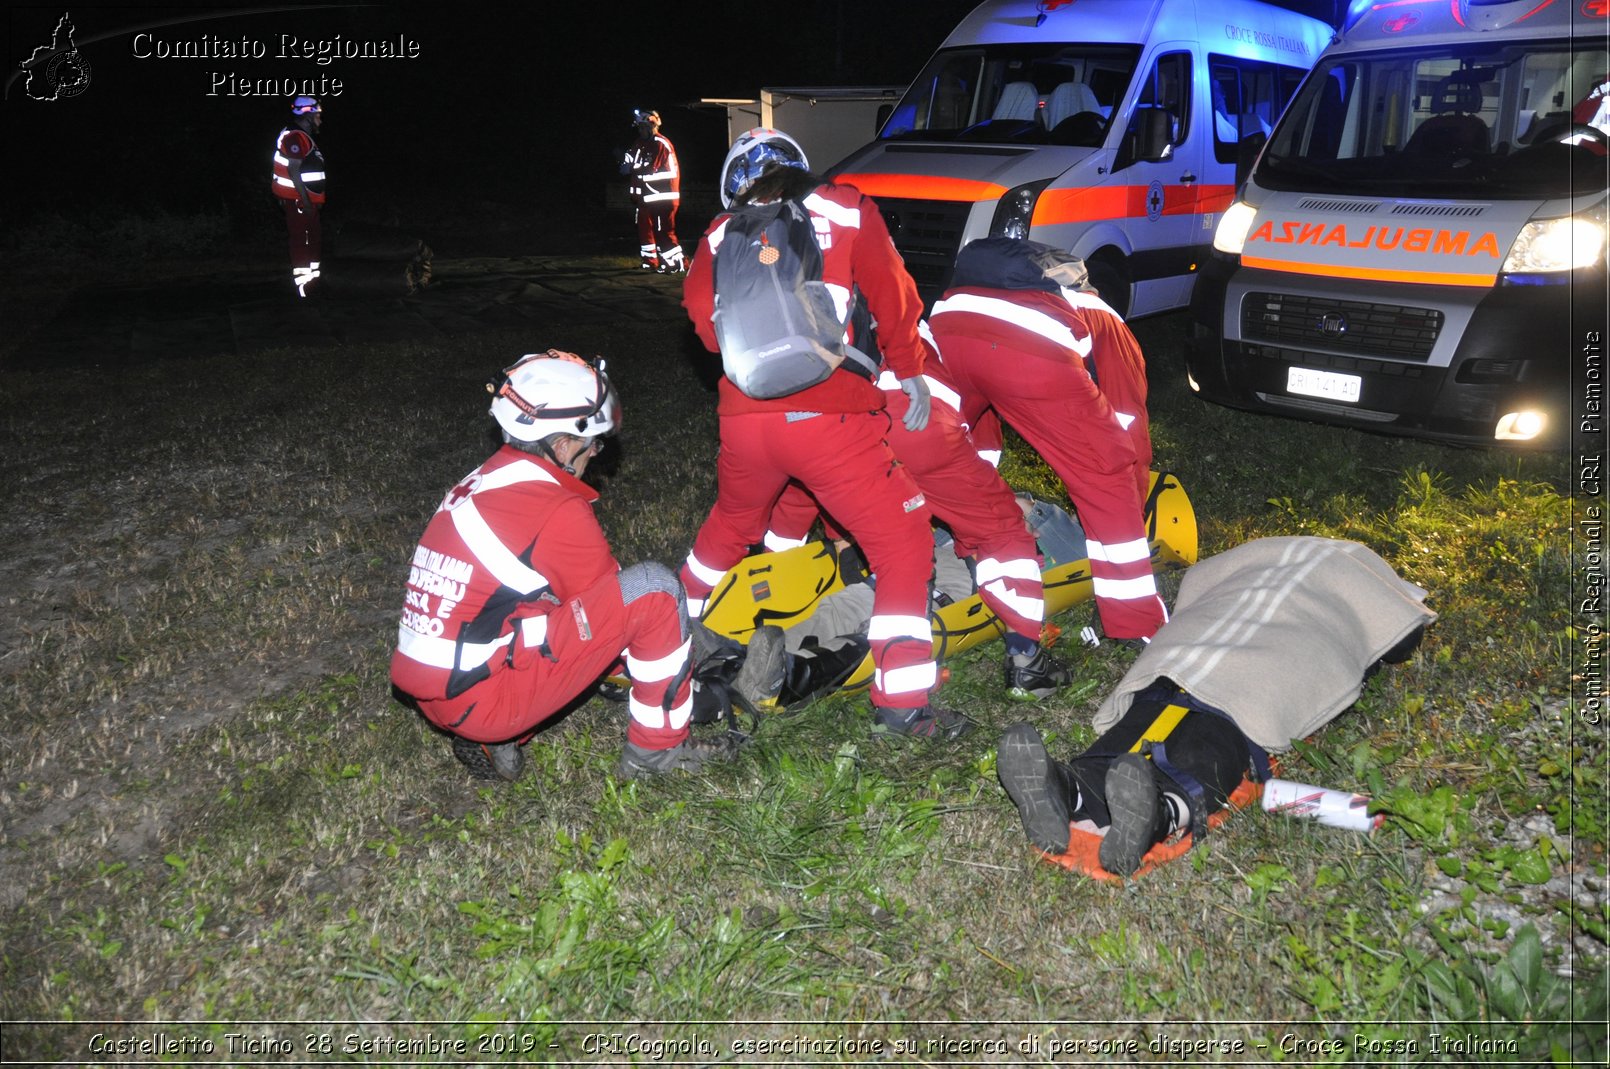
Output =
[
  {"x1": 414, "y1": 570, "x2": 691, "y2": 751},
  {"x1": 635, "y1": 202, "x2": 680, "y2": 268},
  {"x1": 281, "y1": 200, "x2": 322, "y2": 295},
  {"x1": 770, "y1": 388, "x2": 1044, "y2": 642},
  {"x1": 938, "y1": 336, "x2": 1165, "y2": 640},
  {"x1": 682, "y1": 410, "x2": 936, "y2": 709}
]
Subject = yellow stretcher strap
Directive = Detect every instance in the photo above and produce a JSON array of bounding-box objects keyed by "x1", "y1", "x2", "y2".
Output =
[{"x1": 1129, "y1": 703, "x2": 1191, "y2": 753}]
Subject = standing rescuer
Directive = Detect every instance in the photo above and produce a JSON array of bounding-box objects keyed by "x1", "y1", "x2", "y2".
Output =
[
  {"x1": 270, "y1": 94, "x2": 326, "y2": 298},
  {"x1": 390, "y1": 350, "x2": 737, "y2": 781},
  {"x1": 928, "y1": 238, "x2": 1168, "y2": 646},
  {"x1": 679, "y1": 127, "x2": 970, "y2": 741},
  {"x1": 621, "y1": 109, "x2": 684, "y2": 273}
]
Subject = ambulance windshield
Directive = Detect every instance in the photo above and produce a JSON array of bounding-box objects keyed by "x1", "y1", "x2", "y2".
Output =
[
  {"x1": 878, "y1": 45, "x2": 1141, "y2": 147},
  {"x1": 1259, "y1": 38, "x2": 1610, "y2": 198}
]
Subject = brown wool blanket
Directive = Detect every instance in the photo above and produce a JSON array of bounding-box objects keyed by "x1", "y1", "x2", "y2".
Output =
[{"x1": 1092, "y1": 536, "x2": 1437, "y2": 752}]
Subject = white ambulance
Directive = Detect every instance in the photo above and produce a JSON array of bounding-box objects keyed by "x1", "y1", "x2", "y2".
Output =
[
  {"x1": 1187, "y1": 0, "x2": 1609, "y2": 447},
  {"x1": 828, "y1": 0, "x2": 1334, "y2": 317}
]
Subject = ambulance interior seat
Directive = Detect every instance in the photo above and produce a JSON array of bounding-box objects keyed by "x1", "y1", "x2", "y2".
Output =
[
  {"x1": 1044, "y1": 80, "x2": 1101, "y2": 128},
  {"x1": 1045, "y1": 80, "x2": 1106, "y2": 144},
  {"x1": 1405, "y1": 75, "x2": 1489, "y2": 157},
  {"x1": 993, "y1": 80, "x2": 1042, "y2": 122}
]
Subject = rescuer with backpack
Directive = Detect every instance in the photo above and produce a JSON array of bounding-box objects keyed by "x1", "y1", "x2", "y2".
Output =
[
  {"x1": 679, "y1": 128, "x2": 970, "y2": 741},
  {"x1": 761, "y1": 321, "x2": 1076, "y2": 702},
  {"x1": 928, "y1": 238, "x2": 1168, "y2": 646},
  {"x1": 390, "y1": 350, "x2": 738, "y2": 782},
  {"x1": 270, "y1": 94, "x2": 327, "y2": 298}
]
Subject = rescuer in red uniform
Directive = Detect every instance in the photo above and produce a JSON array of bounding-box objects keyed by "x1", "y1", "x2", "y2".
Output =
[
  {"x1": 622, "y1": 109, "x2": 684, "y2": 272},
  {"x1": 390, "y1": 350, "x2": 736, "y2": 781},
  {"x1": 270, "y1": 95, "x2": 327, "y2": 298},
  {"x1": 763, "y1": 320, "x2": 1075, "y2": 701},
  {"x1": 927, "y1": 239, "x2": 1167, "y2": 645},
  {"x1": 679, "y1": 128, "x2": 970, "y2": 740}
]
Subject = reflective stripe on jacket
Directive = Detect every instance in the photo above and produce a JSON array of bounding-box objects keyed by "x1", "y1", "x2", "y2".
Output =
[{"x1": 271, "y1": 126, "x2": 327, "y2": 203}]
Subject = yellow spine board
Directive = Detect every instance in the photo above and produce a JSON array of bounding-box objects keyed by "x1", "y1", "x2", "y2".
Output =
[{"x1": 676, "y1": 471, "x2": 1196, "y2": 697}]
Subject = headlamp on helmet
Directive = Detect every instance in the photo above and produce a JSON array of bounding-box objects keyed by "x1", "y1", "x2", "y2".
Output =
[
  {"x1": 487, "y1": 349, "x2": 620, "y2": 443},
  {"x1": 719, "y1": 127, "x2": 810, "y2": 208}
]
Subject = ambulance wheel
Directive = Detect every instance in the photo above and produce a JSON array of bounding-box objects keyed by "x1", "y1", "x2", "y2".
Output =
[{"x1": 1086, "y1": 258, "x2": 1129, "y2": 319}]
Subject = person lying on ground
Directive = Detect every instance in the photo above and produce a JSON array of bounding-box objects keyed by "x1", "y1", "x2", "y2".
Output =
[
  {"x1": 697, "y1": 496, "x2": 1091, "y2": 723},
  {"x1": 996, "y1": 535, "x2": 1435, "y2": 876}
]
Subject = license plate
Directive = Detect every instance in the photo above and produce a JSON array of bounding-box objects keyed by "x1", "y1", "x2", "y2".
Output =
[{"x1": 1286, "y1": 366, "x2": 1361, "y2": 403}]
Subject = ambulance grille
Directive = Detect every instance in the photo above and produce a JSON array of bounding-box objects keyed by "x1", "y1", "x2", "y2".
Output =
[
  {"x1": 873, "y1": 197, "x2": 973, "y2": 291},
  {"x1": 1297, "y1": 199, "x2": 1382, "y2": 213},
  {"x1": 1242, "y1": 292, "x2": 1442, "y2": 360},
  {"x1": 1390, "y1": 203, "x2": 1486, "y2": 217}
]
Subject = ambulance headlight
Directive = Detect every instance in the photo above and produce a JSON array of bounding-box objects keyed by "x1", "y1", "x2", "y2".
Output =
[
  {"x1": 989, "y1": 179, "x2": 1050, "y2": 240},
  {"x1": 1495, "y1": 410, "x2": 1547, "y2": 442},
  {"x1": 1502, "y1": 217, "x2": 1606, "y2": 274},
  {"x1": 1213, "y1": 201, "x2": 1259, "y2": 256}
]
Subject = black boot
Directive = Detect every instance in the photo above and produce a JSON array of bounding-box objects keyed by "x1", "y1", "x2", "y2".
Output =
[
  {"x1": 1098, "y1": 753, "x2": 1174, "y2": 876},
  {"x1": 997, "y1": 723, "x2": 1081, "y2": 853}
]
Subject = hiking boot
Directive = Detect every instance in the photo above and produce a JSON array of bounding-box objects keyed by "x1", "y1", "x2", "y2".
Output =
[
  {"x1": 996, "y1": 723, "x2": 1073, "y2": 854},
  {"x1": 870, "y1": 704, "x2": 975, "y2": 741},
  {"x1": 616, "y1": 733, "x2": 738, "y2": 780},
  {"x1": 1099, "y1": 753, "x2": 1168, "y2": 877},
  {"x1": 732, "y1": 625, "x2": 787, "y2": 719},
  {"x1": 1005, "y1": 646, "x2": 1074, "y2": 701},
  {"x1": 451, "y1": 735, "x2": 527, "y2": 782}
]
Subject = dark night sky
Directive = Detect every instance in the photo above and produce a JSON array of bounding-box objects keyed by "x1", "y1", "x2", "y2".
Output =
[{"x1": 4, "y1": 1, "x2": 1345, "y2": 217}]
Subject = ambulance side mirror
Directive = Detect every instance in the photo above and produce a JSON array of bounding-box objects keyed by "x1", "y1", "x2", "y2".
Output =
[{"x1": 1116, "y1": 105, "x2": 1174, "y2": 170}]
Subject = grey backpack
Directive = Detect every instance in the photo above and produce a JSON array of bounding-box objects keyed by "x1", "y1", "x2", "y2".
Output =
[{"x1": 712, "y1": 197, "x2": 874, "y2": 398}]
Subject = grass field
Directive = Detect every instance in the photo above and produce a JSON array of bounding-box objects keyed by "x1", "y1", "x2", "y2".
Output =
[{"x1": 0, "y1": 216, "x2": 1603, "y2": 1065}]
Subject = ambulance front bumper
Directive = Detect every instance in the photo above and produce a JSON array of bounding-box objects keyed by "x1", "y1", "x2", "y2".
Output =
[{"x1": 1185, "y1": 257, "x2": 1603, "y2": 449}]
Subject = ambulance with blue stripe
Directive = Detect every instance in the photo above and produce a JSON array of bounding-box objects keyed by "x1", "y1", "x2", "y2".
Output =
[
  {"x1": 828, "y1": 0, "x2": 1333, "y2": 318},
  {"x1": 1187, "y1": 0, "x2": 1609, "y2": 446}
]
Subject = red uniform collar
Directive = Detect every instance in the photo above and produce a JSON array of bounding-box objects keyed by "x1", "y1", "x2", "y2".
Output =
[{"x1": 494, "y1": 444, "x2": 600, "y2": 502}]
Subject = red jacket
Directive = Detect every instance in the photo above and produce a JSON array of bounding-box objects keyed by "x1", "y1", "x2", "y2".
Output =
[
  {"x1": 627, "y1": 133, "x2": 681, "y2": 205},
  {"x1": 928, "y1": 285, "x2": 1151, "y2": 468},
  {"x1": 683, "y1": 181, "x2": 928, "y2": 416},
  {"x1": 390, "y1": 447, "x2": 616, "y2": 703},
  {"x1": 271, "y1": 126, "x2": 326, "y2": 204}
]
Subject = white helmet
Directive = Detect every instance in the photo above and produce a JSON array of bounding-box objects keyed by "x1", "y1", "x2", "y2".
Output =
[
  {"x1": 291, "y1": 95, "x2": 321, "y2": 115},
  {"x1": 719, "y1": 127, "x2": 810, "y2": 208},
  {"x1": 487, "y1": 350, "x2": 619, "y2": 443}
]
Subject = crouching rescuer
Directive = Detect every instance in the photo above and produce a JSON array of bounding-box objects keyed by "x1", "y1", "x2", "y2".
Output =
[{"x1": 390, "y1": 350, "x2": 737, "y2": 782}]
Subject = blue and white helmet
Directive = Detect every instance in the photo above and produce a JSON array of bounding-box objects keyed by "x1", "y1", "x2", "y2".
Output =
[
  {"x1": 719, "y1": 127, "x2": 810, "y2": 208},
  {"x1": 291, "y1": 95, "x2": 321, "y2": 115}
]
